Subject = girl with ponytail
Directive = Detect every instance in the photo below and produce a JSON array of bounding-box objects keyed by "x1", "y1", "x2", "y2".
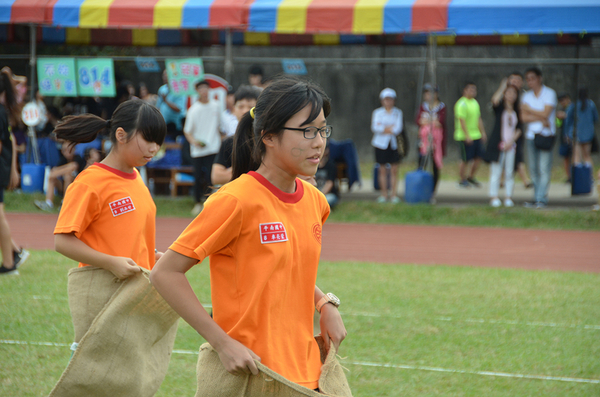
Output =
[
  {"x1": 152, "y1": 77, "x2": 350, "y2": 394},
  {"x1": 0, "y1": 68, "x2": 29, "y2": 275},
  {"x1": 51, "y1": 99, "x2": 172, "y2": 393}
]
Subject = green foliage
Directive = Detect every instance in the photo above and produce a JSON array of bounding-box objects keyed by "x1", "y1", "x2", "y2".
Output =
[{"x1": 1, "y1": 253, "x2": 598, "y2": 396}]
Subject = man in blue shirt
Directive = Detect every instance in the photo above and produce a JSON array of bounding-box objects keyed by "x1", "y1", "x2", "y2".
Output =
[{"x1": 156, "y1": 69, "x2": 186, "y2": 133}]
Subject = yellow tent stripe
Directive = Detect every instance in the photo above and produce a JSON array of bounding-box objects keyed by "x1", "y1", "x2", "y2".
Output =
[
  {"x1": 353, "y1": 0, "x2": 386, "y2": 34},
  {"x1": 79, "y1": 0, "x2": 114, "y2": 28},
  {"x1": 314, "y1": 34, "x2": 340, "y2": 45},
  {"x1": 154, "y1": 0, "x2": 187, "y2": 28},
  {"x1": 244, "y1": 32, "x2": 271, "y2": 46},
  {"x1": 276, "y1": 0, "x2": 312, "y2": 34},
  {"x1": 66, "y1": 28, "x2": 91, "y2": 45},
  {"x1": 502, "y1": 35, "x2": 529, "y2": 45},
  {"x1": 132, "y1": 29, "x2": 157, "y2": 46}
]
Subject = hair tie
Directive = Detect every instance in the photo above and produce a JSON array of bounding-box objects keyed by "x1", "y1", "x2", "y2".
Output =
[
  {"x1": 105, "y1": 119, "x2": 111, "y2": 128},
  {"x1": 249, "y1": 107, "x2": 255, "y2": 119}
]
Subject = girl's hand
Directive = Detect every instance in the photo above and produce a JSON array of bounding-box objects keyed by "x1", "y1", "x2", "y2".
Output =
[
  {"x1": 106, "y1": 256, "x2": 142, "y2": 279},
  {"x1": 319, "y1": 304, "x2": 347, "y2": 353},
  {"x1": 215, "y1": 337, "x2": 261, "y2": 376},
  {"x1": 154, "y1": 250, "x2": 164, "y2": 263}
]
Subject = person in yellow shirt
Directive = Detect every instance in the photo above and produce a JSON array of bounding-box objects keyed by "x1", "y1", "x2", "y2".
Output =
[
  {"x1": 151, "y1": 77, "x2": 348, "y2": 393},
  {"x1": 455, "y1": 82, "x2": 487, "y2": 188}
]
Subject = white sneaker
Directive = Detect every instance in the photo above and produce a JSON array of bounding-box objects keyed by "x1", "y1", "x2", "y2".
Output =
[
  {"x1": 504, "y1": 198, "x2": 514, "y2": 207},
  {"x1": 390, "y1": 196, "x2": 401, "y2": 204},
  {"x1": 376, "y1": 196, "x2": 387, "y2": 204},
  {"x1": 490, "y1": 198, "x2": 502, "y2": 208},
  {"x1": 191, "y1": 203, "x2": 203, "y2": 216}
]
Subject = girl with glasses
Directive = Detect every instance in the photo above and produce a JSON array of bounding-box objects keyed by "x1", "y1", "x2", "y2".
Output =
[{"x1": 151, "y1": 77, "x2": 350, "y2": 395}]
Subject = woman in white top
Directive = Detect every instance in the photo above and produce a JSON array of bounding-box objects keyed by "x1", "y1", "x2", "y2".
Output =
[
  {"x1": 486, "y1": 85, "x2": 522, "y2": 207},
  {"x1": 371, "y1": 88, "x2": 403, "y2": 203}
]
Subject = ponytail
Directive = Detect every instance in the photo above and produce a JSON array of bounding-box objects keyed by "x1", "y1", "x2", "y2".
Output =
[
  {"x1": 578, "y1": 88, "x2": 588, "y2": 111},
  {"x1": 232, "y1": 112, "x2": 260, "y2": 180},
  {"x1": 54, "y1": 98, "x2": 166, "y2": 150},
  {"x1": 230, "y1": 76, "x2": 330, "y2": 181},
  {"x1": 54, "y1": 114, "x2": 109, "y2": 146}
]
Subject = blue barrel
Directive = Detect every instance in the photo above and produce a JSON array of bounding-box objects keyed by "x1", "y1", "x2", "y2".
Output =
[
  {"x1": 404, "y1": 170, "x2": 434, "y2": 203},
  {"x1": 21, "y1": 163, "x2": 45, "y2": 193}
]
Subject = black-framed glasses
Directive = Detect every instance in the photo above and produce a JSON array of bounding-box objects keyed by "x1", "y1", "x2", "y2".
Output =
[{"x1": 283, "y1": 125, "x2": 333, "y2": 139}]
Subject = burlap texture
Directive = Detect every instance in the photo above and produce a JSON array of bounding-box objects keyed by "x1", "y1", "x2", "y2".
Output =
[
  {"x1": 49, "y1": 266, "x2": 180, "y2": 397},
  {"x1": 195, "y1": 336, "x2": 353, "y2": 397}
]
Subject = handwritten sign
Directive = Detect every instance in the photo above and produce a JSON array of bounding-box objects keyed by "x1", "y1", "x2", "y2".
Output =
[
  {"x1": 135, "y1": 57, "x2": 160, "y2": 72},
  {"x1": 282, "y1": 59, "x2": 307, "y2": 75},
  {"x1": 37, "y1": 58, "x2": 77, "y2": 96},
  {"x1": 165, "y1": 58, "x2": 204, "y2": 96}
]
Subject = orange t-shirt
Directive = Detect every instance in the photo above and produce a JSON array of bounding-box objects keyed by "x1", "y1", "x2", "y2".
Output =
[
  {"x1": 170, "y1": 171, "x2": 330, "y2": 389},
  {"x1": 54, "y1": 163, "x2": 156, "y2": 270}
]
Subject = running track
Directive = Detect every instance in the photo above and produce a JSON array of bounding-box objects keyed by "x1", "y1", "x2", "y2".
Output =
[{"x1": 9, "y1": 213, "x2": 599, "y2": 273}]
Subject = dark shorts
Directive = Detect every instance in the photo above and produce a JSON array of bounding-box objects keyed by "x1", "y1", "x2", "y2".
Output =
[
  {"x1": 458, "y1": 139, "x2": 485, "y2": 162},
  {"x1": 0, "y1": 188, "x2": 4, "y2": 203},
  {"x1": 375, "y1": 143, "x2": 400, "y2": 165}
]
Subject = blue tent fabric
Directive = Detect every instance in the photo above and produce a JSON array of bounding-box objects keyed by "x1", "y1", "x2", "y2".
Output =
[
  {"x1": 448, "y1": 0, "x2": 600, "y2": 35},
  {"x1": 329, "y1": 139, "x2": 361, "y2": 190}
]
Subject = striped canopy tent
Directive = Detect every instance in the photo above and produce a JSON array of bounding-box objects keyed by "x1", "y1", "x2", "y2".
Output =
[{"x1": 1, "y1": 0, "x2": 599, "y2": 34}]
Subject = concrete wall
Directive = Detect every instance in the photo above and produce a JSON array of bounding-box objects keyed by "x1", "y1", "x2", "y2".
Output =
[{"x1": 3, "y1": 43, "x2": 600, "y2": 163}]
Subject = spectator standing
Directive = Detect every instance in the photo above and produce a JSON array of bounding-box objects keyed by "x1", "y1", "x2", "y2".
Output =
[
  {"x1": 157, "y1": 69, "x2": 186, "y2": 133},
  {"x1": 491, "y1": 72, "x2": 533, "y2": 189},
  {"x1": 184, "y1": 80, "x2": 221, "y2": 216},
  {"x1": 220, "y1": 86, "x2": 259, "y2": 138},
  {"x1": 485, "y1": 85, "x2": 522, "y2": 207},
  {"x1": 416, "y1": 83, "x2": 446, "y2": 196},
  {"x1": 556, "y1": 93, "x2": 573, "y2": 182},
  {"x1": 139, "y1": 83, "x2": 158, "y2": 107},
  {"x1": 0, "y1": 69, "x2": 29, "y2": 275},
  {"x1": 220, "y1": 88, "x2": 237, "y2": 137},
  {"x1": 455, "y1": 82, "x2": 487, "y2": 188},
  {"x1": 565, "y1": 88, "x2": 598, "y2": 167},
  {"x1": 371, "y1": 88, "x2": 403, "y2": 203},
  {"x1": 520, "y1": 67, "x2": 557, "y2": 209},
  {"x1": 248, "y1": 65, "x2": 265, "y2": 91}
]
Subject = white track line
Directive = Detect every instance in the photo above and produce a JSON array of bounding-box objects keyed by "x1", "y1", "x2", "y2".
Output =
[
  {"x1": 342, "y1": 312, "x2": 600, "y2": 330},
  {"x1": 2, "y1": 339, "x2": 598, "y2": 385},
  {"x1": 348, "y1": 361, "x2": 600, "y2": 384}
]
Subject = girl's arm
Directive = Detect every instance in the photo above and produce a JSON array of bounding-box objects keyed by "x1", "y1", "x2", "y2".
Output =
[
  {"x1": 150, "y1": 249, "x2": 260, "y2": 376},
  {"x1": 55, "y1": 233, "x2": 141, "y2": 279},
  {"x1": 314, "y1": 286, "x2": 347, "y2": 352},
  {"x1": 9, "y1": 132, "x2": 18, "y2": 189}
]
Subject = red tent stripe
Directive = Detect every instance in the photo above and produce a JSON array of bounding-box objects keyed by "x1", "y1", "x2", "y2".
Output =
[
  {"x1": 412, "y1": 0, "x2": 451, "y2": 32},
  {"x1": 108, "y1": 0, "x2": 162, "y2": 27},
  {"x1": 209, "y1": 0, "x2": 252, "y2": 28},
  {"x1": 10, "y1": 0, "x2": 47, "y2": 23},
  {"x1": 306, "y1": 0, "x2": 360, "y2": 34}
]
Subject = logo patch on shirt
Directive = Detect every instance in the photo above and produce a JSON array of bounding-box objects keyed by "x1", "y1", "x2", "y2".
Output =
[
  {"x1": 259, "y1": 222, "x2": 288, "y2": 244},
  {"x1": 109, "y1": 197, "x2": 136, "y2": 217},
  {"x1": 312, "y1": 223, "x2": 322, "y2": 245}
]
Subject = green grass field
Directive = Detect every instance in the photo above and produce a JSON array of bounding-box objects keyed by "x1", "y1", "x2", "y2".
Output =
[{"x1": 1, "y1": 251, "x2": 598, "y2": 396}]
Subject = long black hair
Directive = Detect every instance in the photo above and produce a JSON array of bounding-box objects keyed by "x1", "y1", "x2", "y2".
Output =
[
  {"x1": 53, "y1": 98, "x2": 166, "y2": 148},
  {"x1": 232, "y1": 76, "x2": 330, "y2": 180},
  {"x1": 0, "y1": 69, "x2": 19, "y2": 126}
]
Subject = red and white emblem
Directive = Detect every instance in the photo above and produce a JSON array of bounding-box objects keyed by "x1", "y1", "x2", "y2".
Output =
[
  {"x1": 259, "y1": 222, "x2": 288, "y2": 244},
  {"x1": 109, "y1": 197, "x2": 136, "y2": 217}
]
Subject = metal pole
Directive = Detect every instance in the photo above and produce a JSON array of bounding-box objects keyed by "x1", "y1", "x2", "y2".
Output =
[
  {"x1": 28, "y1": 24, "x2": 40, "y2": 164},
  {"x1": 224, "y1": 28, "x2": 233, "y2": 84}
]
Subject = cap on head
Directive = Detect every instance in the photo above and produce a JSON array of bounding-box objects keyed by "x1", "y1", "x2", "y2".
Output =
[
  {"x1": 380, "y1": 88, "x2": 396, "y2": 100},
  {"x1": 423, "y1": 83, "x2": 438, "y2": 93}
]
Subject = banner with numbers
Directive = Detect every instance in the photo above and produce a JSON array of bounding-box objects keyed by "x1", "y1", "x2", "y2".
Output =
[
  {"x1": 37, "y1": 58, "x2": 78, "y2": 96},
  {"x1": 165, "y1": 58, "x2": 204, "y2": 96},
  {"x1": 76, "y1": 58, "x2": 116, "y2": 97}
]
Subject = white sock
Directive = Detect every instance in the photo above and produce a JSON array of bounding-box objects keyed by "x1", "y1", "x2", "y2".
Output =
[{"x1": 46, "y1": 199, "x2": 53, "y2": 207}]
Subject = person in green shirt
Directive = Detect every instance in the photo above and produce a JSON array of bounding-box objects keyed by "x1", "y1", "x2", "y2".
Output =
[{"x1": 454, "y1": 82, "x2": 487, "y2": 188}]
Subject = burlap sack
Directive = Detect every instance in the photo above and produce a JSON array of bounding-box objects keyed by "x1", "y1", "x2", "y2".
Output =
[
  {"x1": 49, "y1": 266, "x2": 180, "y2": 397},
  {"x1": 195, "y1": 335, "x2": 353, "y2": 397}
]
